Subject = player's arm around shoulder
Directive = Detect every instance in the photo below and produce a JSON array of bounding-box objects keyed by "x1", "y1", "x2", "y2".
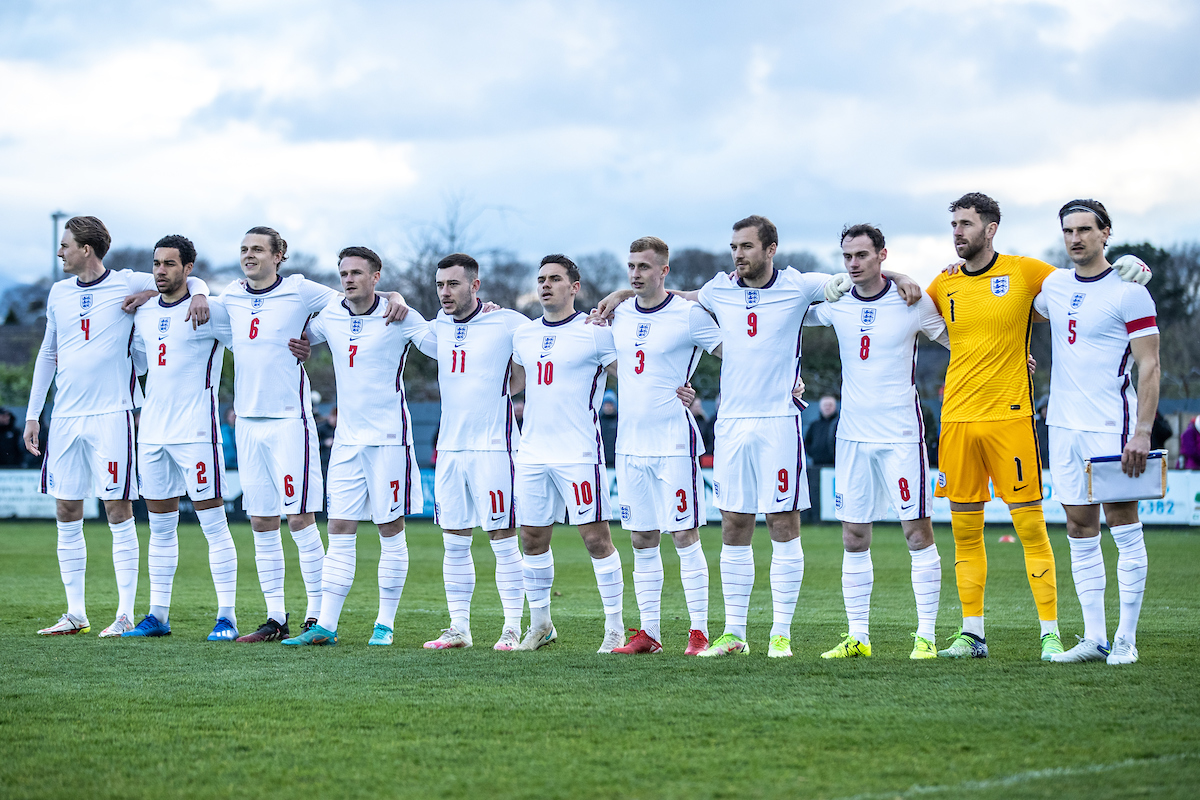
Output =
[
  {"x1": 916, "y1": 293, "x2": 950, "y2": 348},
  {"x1": 592, "y1": 320, "x2": 618, "y2": 368}
]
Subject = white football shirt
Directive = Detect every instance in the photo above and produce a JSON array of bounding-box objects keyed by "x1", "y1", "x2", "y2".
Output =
[
  {"x1": 425, "y1": 301, "x2": 527, "y2": 453},
  {"x1": 612, "y1": 295, "x2": 721, "y2": 457},
  {"x1": 29, "y1": 269, "x2": 208, "y2": 420},
  {"x1": 211, "y1": 274, "x2": 337, "y2": 419},
  {"x1": 133, "y1": 294, "x2": 230, "y2": 446},
  {"x1": 306, "y1": 295, "x2": 429, "y2": 447},
  {"x1": 511, "y1": 311, "x2": 617, "y2": 465},
  {"x1": 1034, "y1": 267, "x2": 1158, "y2": 436},
  {"x1": 805, "y1": 281, "x2": 948, "y2": 443},
  {"x1": 695, "y1": 266, "x2": 829, "y2": 419}
]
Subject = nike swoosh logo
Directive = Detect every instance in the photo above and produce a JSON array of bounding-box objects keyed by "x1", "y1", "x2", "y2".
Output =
[
  {"x1": 489, "y1": 514, "x2": 506, "y2": 522},
  {"x1": 954, "y1": 561, "x2": 967, "y2": 567},
  {"x1": 901, "y1": 504, "x2": 914, "y2": 511},
  {"x1": 390, "y1": 503, "x2": 403, "y2": 513},
  {"x1": 1031, "y1": 569, "x2": 1049, "y2": 579},
  {"x1": 859, "y1": 327, "x2": 871, "y2": 332},
  {"x1": 947, "y1": 290, "x2": 959, "y2": 296},
  {"x1": 674, "y1": 514, "x2": 689, "y2": 523},
  {"x1": 284, "y1": 500, "x2": 299, "y2": 507},
  {"x1": 1013, "y1": 484, "x2": 1027, "y2": 492}
]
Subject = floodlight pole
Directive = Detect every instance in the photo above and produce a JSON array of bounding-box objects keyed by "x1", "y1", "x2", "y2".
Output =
[{"x1": 51, "y1": 210, "x2": 68, "y2": 282}]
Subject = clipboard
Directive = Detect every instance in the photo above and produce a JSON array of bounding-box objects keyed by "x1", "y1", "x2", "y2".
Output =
[{"x1": 1084, "y1": 449, "x2": 1169, "y2": 503}]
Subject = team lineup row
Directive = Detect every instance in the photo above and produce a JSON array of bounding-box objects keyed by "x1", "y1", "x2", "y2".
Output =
[{"x1": 29, "y1": 192, "x2": 1157, "y2": 664}]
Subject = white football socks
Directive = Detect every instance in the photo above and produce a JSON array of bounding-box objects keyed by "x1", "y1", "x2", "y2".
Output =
[
  {"x1": 317, "y1": 534, "x2": 355, "y2": 633},
  {"x1": 195, "y1": 505, "x2": 237, "y2": 626},
  {"x1": 147, "y1": 511, "x2": 179, "y2": 623},
  {"x1": 909, "y1": 543, "x2": 940, "y2": 641},
  {"x1": 290, "y1": 523, "x2": 325, "y2": 621},
  {"x1": 963, "y1": 616, "x2": 985, "y2": 639},
  {"x1": 253, "y1": 528, "x2": 287, "y2": 625},
  {"x1": 524, "y1": 549, "x2": 554, "y2": 630},
  {"x1": 376, "y1": 531, "x2": 409, "y2": 629},
  {"x1": 676, "y1": 539, "x2": 709, "y2": 636},
  {"x1": 110, "y1": 517, "x2": 139, "y2": 621},
  {"x1": 489, "y1": 535, "x2": 524, "y2": 630},
  {"x1": 720, "y1": 544, "x2": 754, "y2": 639},
  {"x1": 1110, "y1": 521, "x2": 1148, "y2": 644},
  {"x1": 770, "y1": 537, "x2": 804, "y2": 640},
  {"x1": 442, "y1": 532, "x2": 475, "y2": 632},
  {"x1": 632, "y1": 545, "x2": 664, "y2": 642},
  {"x1": 56, "y1": 519, "x2": 87, "y2": 619},
  {"x1": 591, "y1": 550, "x2": 624, "y2": 632},
  {"x1": 1068, "y1": 534, "x2": 1107, "y2": 644},
  {"x1": 842, "y1": 549, "x2": 873, "y2": 644}
]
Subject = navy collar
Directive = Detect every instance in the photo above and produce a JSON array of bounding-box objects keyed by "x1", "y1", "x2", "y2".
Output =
[
  {"x1": 1074, "y1": 267, "x2": 1113, "y2": 283},
  {"x1": 342, "y1": 295, "x2": 380, "y2": 316},
  {"x1": 851, "y1": 278, "x2": 892, "y2": 303},
  {"x1": 541, "y1": 311, "x2": 580, "y2": 327},
  {"x1": 736, "y1": 267, "x2": 779, "y2": 289},
  {"x1": 158, "y1": 292, "x2": 192, "y2": 308},
  {"x1": 245, "y1": 275, "x2": 283, "y2": 295},
  {"x1": 454, "y1": 298, "x2": 483, "y2": 323},
  {"x1": 635, "y1": 294, "x2": 673, "y2": 314},
  {"x1": 76, "y1": 268, "x2": 111, "y2": 288}
]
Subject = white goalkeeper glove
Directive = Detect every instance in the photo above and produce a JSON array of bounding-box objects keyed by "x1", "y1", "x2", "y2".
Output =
[
  {"x1": 1114, "y1": 254, "x2": 1152, "y2": 285},
  {"x1": 824, "y1": 273, "x2": 853, "y2": 302}
]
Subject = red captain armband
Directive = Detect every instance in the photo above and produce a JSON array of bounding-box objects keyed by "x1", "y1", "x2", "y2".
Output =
[{"x1": 1125, "y1": 317, "x2": 1156, "y2": 334}]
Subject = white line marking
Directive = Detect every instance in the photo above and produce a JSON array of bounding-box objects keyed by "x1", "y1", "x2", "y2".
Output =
[{"x1": 833, "y1": 753, "x2": 1197, "y2": 800}]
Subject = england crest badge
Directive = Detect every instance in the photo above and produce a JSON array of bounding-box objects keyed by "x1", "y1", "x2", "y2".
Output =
[
  {"x1": 455, "y1": 324, "x2": 468, "y2": 343},
  {"x1": 251, "y1": 297, "x2": 265, "y2": 310},
  {"x1": 860, "y1": 308, "x2": 876, "y2": 326},
  {"x1": 991, "y1": 276, "x2": 1009, "y2": 297},
  {"x1": 541, "y1": 335, "x2": 555, "y2": 353},
  {"x1": 635, "y1": 322, "x2": 651, "y2": 343},
  {"x1": 1070, "y1": 292, "x2": 1085, "y2": 309},
  {"x1": 79, "y1": 293, "x2": 93, "y2": 312},
  {"x1": 351, "y1": 317, "x2": 364, "y2": 336},
  {"x1": 158, "y1": 317, "x2": 171, "y2": 339},
  {"x1": 744, "y1": 289, "x2": 760, "y2": 309}
]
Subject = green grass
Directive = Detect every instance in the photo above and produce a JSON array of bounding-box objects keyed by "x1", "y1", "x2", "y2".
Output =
[{"x1": 1, "y1": 519, "x2": 1198, "y2": 799}]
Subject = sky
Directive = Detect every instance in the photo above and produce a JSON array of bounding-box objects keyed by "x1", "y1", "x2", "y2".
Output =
[{"x1": 1, "y1": 0, "x2": 1197, "y2": 290}]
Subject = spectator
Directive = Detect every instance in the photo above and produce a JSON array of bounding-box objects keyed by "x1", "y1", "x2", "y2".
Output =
[
  {"x1": 0, "y1": 408, "x2": 22, "y2": 467},
  {"x1": 220, "y1": 408, "x2": 237, "y2": 470},
  {"x1": 600, "y1": 389, "x2": 618, "y2": 467},
  {"x1": 1151, "y1": 409, "x2": 1173, "y2": 452},
  {"x1": 803, "y1": 394, "x2": 839, "y2": 523},
  {"x1": 1181, "y1": 417, "x2": 1200, "y2": 470},
  {"x1": 689, "y1": 397, "x2": 715, "y2": 467}
]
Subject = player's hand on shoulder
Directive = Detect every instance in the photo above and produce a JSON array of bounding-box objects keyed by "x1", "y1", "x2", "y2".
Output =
[
  {"x1": 893, "y1": 273, "x2": 923, "y2": 306},
  {"x1": 382, "y1": 292, "x2": 409, "y2": 324},
  {"x1": 289, "y1": 333, "x2": 312, "y2": 362},
  {"x1": 943, "y1": 260, "x2": 965, "y2": 276},
  {"x1": 675, "y1": 382, "x2": 696, "y2": 407},
  {"x1": 186, "y1": 294, "x2": 210, "y2": 329},
  {"x1": 122, "y1": 290, "x2": 156, "y2": 314},
  {"x1": 823, "y1": 273, "x2": 852, "y2": 303},
  {"x1": 586, "y1": 307, "x2": 610, "y2": 327},
  {"x1": 480, "y1": 301, "x2": 502, "y2": 314},
  {"x1": 22, "y1": 420, "x2": 39, "y2": 456},
  {"x1": 589, "y1": 289, "x2": 634, "y2": 323},
  {"x1": 1114, "y1": 254, "x2": 1152, "y2": 286}
]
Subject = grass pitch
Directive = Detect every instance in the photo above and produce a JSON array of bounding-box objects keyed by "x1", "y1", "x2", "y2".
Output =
[{"x1": 1, "y1": 519, "x2": 1198, "y2": 799}]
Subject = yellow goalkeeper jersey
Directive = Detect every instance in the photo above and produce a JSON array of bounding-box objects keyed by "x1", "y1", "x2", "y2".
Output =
[{"x1": 928, "y1": 253, "x2": 1056, "y2": 423}]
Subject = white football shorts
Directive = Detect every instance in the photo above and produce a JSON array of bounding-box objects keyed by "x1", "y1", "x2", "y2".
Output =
[
  {"x1": 515, "y1": 461, "x2": 610, "y2": 527},
  {"x1": 434, "y1": 449, "x2": 517, "y2": 532},
  {"x1": 137, "y1": 440, "x2": 226, "y2": 502},
  {"x1": 711, "y1": 416, "x2": 808, "y2": 515},
  {"x1": 616, "y1": 454, "x2": 705, "y2": 532},
  {"x1": 42, "y1": 411, "x2": 138, "y2": 501},
  {"x1": 236, "y1": 416, "x2": 323, "y2": 517},
  {"x1": 833, "y1": 439, "x2": 933, "y2": 523},
  {"x1": 1049, "y1": 426, "x2": 1125, "y2": 506},
  {"x1": 326, "y1": 442, "x2": 422, "y2": 524}
]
